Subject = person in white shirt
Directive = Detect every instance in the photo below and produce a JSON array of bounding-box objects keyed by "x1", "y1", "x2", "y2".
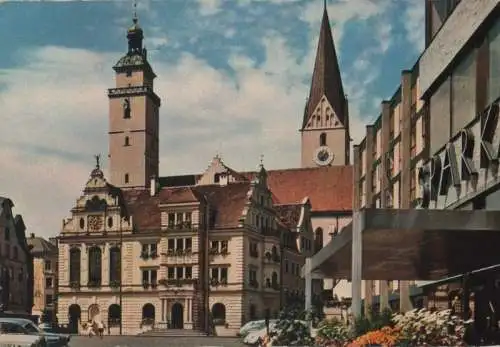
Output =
[{"x1": 96, "y1": 320, "x2": 104, "y2": 339}]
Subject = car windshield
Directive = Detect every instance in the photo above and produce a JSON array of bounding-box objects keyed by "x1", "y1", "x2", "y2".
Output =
[{"x1": 22, "y1": 323, "x2": 39, "y2": 334}]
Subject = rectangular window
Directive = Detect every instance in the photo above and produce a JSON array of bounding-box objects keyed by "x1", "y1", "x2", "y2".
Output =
[
  {"x1": 176, "y1": 238, "x2": 184, "y2": 251},
  {"x1": 150, "y1": 243, "x2": 157, "y2": 256},
  {"x1": 176, "y1": 213, "x2": 183, "y2": 226},
  {"x1": 44, "y1": 261, "x2": 51, "y2": 271},
  {"x1": 168, "y1": 213, "x2": 175, "y2": 227},
  {"x1": 185, "y1": 266, "x2": 192, "y2": 279},
  {"x1": 452, "y1": 49, "x2": 476, "y2": 134},
  {"x1": 220, "y1": 267, "x2": 228, "y2": 281},
  {"x1": 489, "y1": 21, "x2": 500, "y2": 104},
  {"x1": 430, "y1": 77, "x2": 451, "y2": 155},
  {"x1": 142, "y1": 270, "x2": 149, "y2": 283},
  {"x1": 185, "y1": 238, "x2": 192, "y2": 250},
  {"x1": 168, "y1": 267, "x2": 175, "y2": 279},
  {"x1": 150, "y1": 270, "x2": 157, "y2": 284},
  {"x1": 211, "y1": 268, "x2": 219, "y2": 280},
  {"x1": 45, "y1": 277, "x2": 53, "y2": 288},
  {"x1": 45, "y1": 295, "x2": 53, "y2": 306},
  {"x1": 168, "y1": 239, "x2": 175, "y2": 250},
  {"x1": 176, "y1": 267, "x2": 183, "y2": 279}
]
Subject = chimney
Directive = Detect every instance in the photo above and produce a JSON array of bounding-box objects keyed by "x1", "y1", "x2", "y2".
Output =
[
  {"x1": 30, "y1": 233, "x2": 35, "y2": 239},
  {"x1": 150, "y1": 175, "x2": 157, "y2": 196}
]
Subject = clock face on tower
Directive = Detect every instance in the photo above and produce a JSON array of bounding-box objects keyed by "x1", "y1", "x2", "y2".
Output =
[
  {"x1": 88, "y1": 215, "x2": 103, "y2": 232},
  {"x1": 314, "y1": 146, "x2": 334, "y2": 166}
]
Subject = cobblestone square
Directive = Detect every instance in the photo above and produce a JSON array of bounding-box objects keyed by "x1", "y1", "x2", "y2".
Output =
[{"x1": 69, "y1": 335, "x2": 246, "y2": 347}]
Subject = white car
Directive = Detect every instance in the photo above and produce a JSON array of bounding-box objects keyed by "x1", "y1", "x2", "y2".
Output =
[
  {"x1": 243, "y1": 323, "x2": 277, "y2": 345},
  {"x1": 239, "y1": 319, "x2": 277, "y2": 337},
  {"x1": 0, "y1": 333, "x2": 45, "y2": 346}
]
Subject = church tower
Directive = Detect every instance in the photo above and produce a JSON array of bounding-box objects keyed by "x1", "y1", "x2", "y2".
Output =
[
  {"x1": 301, "y1": 1, "x2": 349, "y2": 168},
  {"x1": 107, "y1": 11, "x2": 161, "y2": 188}
]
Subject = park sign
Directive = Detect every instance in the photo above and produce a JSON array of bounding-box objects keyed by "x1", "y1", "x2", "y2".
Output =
[{"x1": 419, "y1": 99, "x2": 500, "y2": 209}]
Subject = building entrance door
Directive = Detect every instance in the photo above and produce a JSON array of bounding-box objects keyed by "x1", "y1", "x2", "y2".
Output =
[
  {"x1": 68, "y1": 304, "x2": 81, "y2": 334},
  {"x1": 171, "y1": 302, "x2": 184, "y2": 329}
]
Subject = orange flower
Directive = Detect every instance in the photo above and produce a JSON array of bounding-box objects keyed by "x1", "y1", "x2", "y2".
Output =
[{"x1": 351, "y1": 327, "x2": 400, "y2": 347}]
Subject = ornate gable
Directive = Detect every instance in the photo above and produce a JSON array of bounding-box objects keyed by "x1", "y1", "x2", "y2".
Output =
[
  {"x1": 62, "y1": 158, "x2": 131, "y2": 235},
  {"x1": 196, "y1": 155, "x2": 248, "y2": 186}
]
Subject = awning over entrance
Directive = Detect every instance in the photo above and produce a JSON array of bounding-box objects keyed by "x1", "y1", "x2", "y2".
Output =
[{"x1": 309, "y1": 209, "x2": 500, "y2": 281}]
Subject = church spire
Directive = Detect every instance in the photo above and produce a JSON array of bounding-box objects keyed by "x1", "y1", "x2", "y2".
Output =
[
  {"x1": 302, "y1": 1, "x2": 347, "y2": 130},
  {"x1": 127, "y1": 0, "x2": 144, "y2": 54}
]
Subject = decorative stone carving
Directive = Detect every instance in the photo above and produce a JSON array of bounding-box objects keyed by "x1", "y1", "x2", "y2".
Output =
[{"x1": 88, "y1": 215, "x2": 103, "y2": 231}]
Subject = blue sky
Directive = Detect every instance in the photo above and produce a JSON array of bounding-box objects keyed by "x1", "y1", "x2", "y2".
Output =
[{"x1": 0, "y1": 0, "x2": 424, "y2": 237}]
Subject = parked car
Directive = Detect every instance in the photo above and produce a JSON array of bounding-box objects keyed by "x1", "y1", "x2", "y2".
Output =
[
  {"x1": 0, "y1": 318, "x2": 68, "y2": 347},
  {"x1": 0, "y1": 332, "x2": 45, "y2": 347},
  {"x1": 238, "y1": 319, "x2": 278, "y2": 337}
]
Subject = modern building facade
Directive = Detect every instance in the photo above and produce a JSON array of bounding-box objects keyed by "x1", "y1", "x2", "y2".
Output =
[
  {"x1": 305, "y1": 0, "x2": 500, "y2": 325},
  {"x1": 55, "y1": 4, "x2": 354, "y2": 335},
  {"x1": 0, "y1": 197, "x2": 33, "y2": 316},
  {"x1": 28, "y1": 234, "x2": 58, "y2": 322},
  {"x1": 352, "y1": 60, "x2": 428, "y2": 314}
]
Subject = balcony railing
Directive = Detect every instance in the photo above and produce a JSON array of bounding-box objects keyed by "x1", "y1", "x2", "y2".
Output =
[
  {"x1": 209, "y1": 247, "x2": 228, "y2": 256},
  {"x1": 166, "y1": 222, "x2": 196, "y2": 231},
  {"x1": 210, "y1": 278, "x2": 228, "y2": 287},
  {"x1": 159, "y1": 278, "x2": 197, "y2": 288},
  {"x1": 164, "y1": 248, "x2": 193, "y2": 257},
  {"x1": 140, "y1": 251, "x2": 158, "y2": 260}
]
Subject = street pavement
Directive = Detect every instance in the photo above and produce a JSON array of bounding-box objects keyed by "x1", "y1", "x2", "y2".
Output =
[{"x1": 69, "y1": 335, "x2": 246, "y2": 347}]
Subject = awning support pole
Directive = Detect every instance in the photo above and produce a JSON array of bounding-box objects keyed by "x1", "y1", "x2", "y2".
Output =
[{"x1": 351, "y1": 211, "x2": 362, "y2": 318}]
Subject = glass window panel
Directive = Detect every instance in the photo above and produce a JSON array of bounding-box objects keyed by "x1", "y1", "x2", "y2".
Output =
[
  {"x1": 452, "y1": 49, "x2": 476, "y2": 134},
  {"x1": 430, "y1": 77, "x2": 451, "y2": 155},
  {"x1": 489, "y1": 21, "x2": 500, "y2": 104}
]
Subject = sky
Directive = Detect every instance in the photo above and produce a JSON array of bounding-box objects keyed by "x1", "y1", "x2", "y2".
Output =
[{"x1": 0, "y1": 0, "x2": 424, "y2": 238}]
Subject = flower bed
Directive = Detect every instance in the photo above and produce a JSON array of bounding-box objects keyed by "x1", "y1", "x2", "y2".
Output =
[{"x1": 313, "y1": 308, "x2": 470, "y2": 347}]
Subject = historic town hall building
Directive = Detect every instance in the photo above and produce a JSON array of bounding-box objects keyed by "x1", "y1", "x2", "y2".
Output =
[{"x1": 56, "y1": 3, "x2": 352, "y2": 336}]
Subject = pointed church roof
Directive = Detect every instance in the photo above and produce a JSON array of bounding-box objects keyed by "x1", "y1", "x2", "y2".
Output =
[{"x1": 302, "y1": 4, "x2": 346, "y2": 130}]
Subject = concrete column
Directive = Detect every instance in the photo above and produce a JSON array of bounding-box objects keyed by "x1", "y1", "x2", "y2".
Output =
[
  {"x1": 400, "y1": 70, "x2": 414, "y2": 313},
  {"x1": 351, "y1": 211, "x2": 363, "y2": 319},
  {"x1": 379, "y1": 100, "x2": 392, "y2": 312},
  {"x1": 364, "y1": 126, "x2": 375, "y2": 316},
  {"x1": 305, "y1": 258, "x2": 312, "y2": 313}
]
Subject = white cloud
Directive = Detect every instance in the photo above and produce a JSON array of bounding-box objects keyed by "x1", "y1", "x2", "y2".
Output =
[
  {"x1": 404, "y1": 0, "x2": 425, "y2": 52},
  {"x1": 197, "y1": 0, "x2": 222, "y2": 16},
  {"x1": 0, "y1": 23, "x2": 373, "y2": 239}
]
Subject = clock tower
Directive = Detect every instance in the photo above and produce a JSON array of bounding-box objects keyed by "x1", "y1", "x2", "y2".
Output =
[
  {"x1": 107, "y1": 13, "x2": 161, "y2": 188},
  {"x1": 300, "y1": 1, "x2": 349, "y2": 168}
]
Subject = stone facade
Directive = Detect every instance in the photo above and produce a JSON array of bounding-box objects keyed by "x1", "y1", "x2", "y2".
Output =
[
  {"x1": 0, "y1": 198, "x2": 33, "y2": 315},
  {"x1": 28, "y1": 234, "x2": 58, "y2": 321},
  {"x1": 56, "y1": 158, "x2": 315, "y2": 335}
]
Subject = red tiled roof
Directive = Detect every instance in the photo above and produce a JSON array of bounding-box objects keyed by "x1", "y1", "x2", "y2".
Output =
[
  {"x1": 122, "y1": 189, "x2": 160, "y2": 230},
  {"x1": 158, "y1": 186, "x2": 200, "y2": 204},
  {"x1": 244, "y1": 166, "x2": 352, "y2": 212},
  {"x1": 194, "y1": 182, "x2": 250, "y2": 229}
]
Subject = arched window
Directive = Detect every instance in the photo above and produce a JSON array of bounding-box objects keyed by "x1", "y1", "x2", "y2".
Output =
[
  {"x1": 142, "y1": 303, "x2": 155, "y2": 324},
  {"x1": 69, "y1": 248, "x2": 81, "y2": 284},
  {"x1": 123, "y1": 99, "x2": 131, "y2": 119},
  {"x1": 109, "y1": 247, "x2": 121, "y2": 284},
  {"x1": 272, "y1": 272, "x2": 278, "y2": 287},
  {"x1": 124, "y1": 136, "x2": 130, "y2": 146},
  {"x1": 319, "y1": 132, "x2": 327, "y2": 146},
  {"x1": 79, "y1": 218, "x2": 85, "y2": 229},
  {"x1": 108, "y1": 304, "x2": 121, "y2": 327},
  {"x1": 211, "y1": 303, "x2": 226, "y2": 325},
  {"x1": 88, "y1": 246, "x2": 102, "y2": 286},
  {"x1": 124, "y1": 174, "x2": 129, "y2": 184},
  {"x1": 314, "y1": 227, "x2": 323, "y2": 252}
]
